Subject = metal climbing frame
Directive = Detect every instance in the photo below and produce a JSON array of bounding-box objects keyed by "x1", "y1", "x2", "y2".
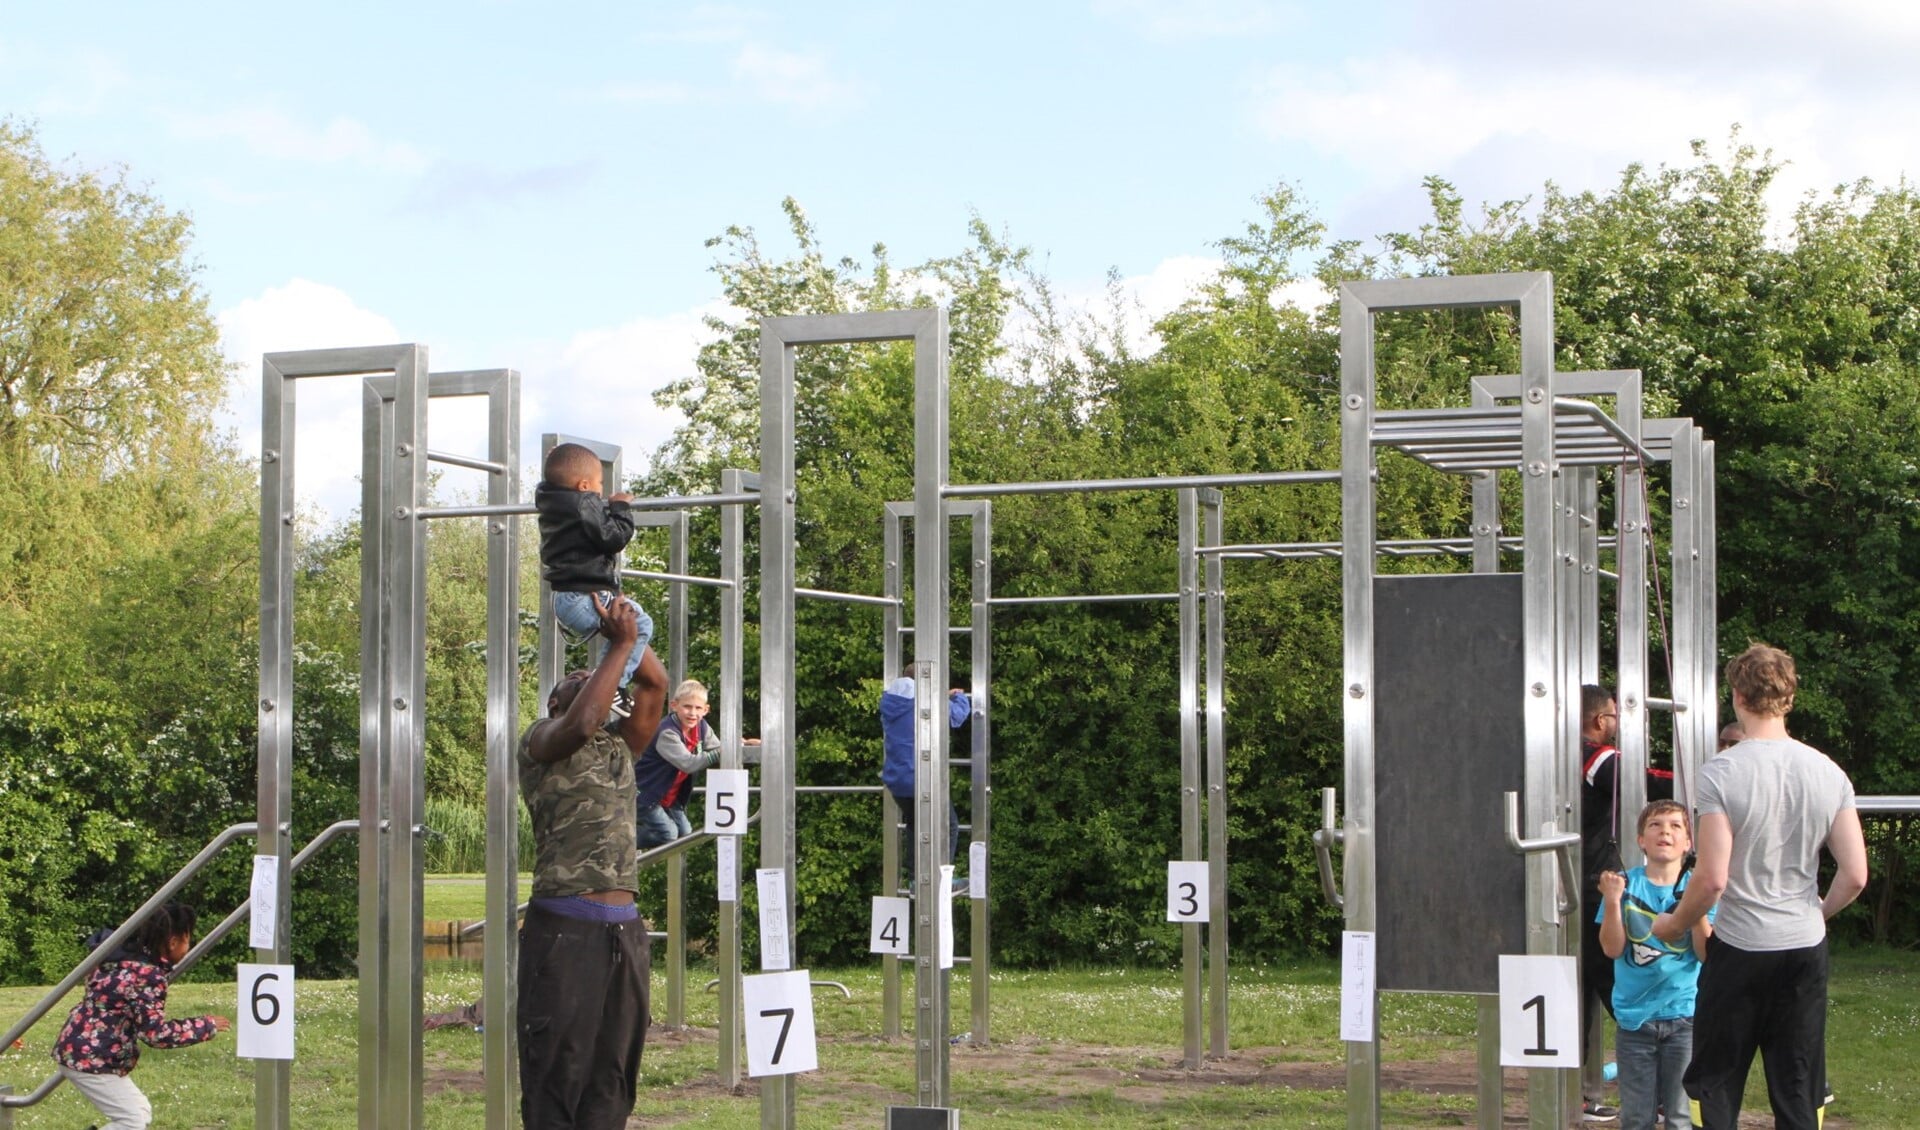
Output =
[{"x1": 1327, "y1": 272, "x2": 1720, "y2": 1130}]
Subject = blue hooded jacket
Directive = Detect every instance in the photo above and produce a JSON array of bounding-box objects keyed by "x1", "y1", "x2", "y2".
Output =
[{"x1": 879, "y1": 676, "x2": 970, "y2": 799}]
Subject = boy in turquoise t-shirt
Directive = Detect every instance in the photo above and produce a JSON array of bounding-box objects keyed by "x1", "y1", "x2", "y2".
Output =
[{"x1": 1599, "y1": 799, "x2": 1715, "y2": 1130}]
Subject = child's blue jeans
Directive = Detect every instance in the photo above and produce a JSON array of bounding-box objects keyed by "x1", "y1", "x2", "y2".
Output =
[
  {"x1": 551, "y1": 590, "x2": 653, "y2": 687},
  {"x1": 1617, "y1": 1016, "x2": 1693, "y2": 1130}
]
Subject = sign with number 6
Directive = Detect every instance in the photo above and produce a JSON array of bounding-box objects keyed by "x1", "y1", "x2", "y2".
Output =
[
  {"x1": 706, "y1": 769, "x2": 748, "y2": 835},
  {"x1": 742, "y1": 970, "x2": 818, "y2": 1076},
  {"x1": 235, "y1": 962, "x2": 295, "y2": 1060}
]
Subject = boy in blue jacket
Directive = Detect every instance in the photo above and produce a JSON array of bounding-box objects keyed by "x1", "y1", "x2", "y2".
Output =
[{"x1": 880, "y1": 667, "x2": 971, "y2": 888}]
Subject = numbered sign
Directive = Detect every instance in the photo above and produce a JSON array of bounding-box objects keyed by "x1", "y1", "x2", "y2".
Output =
[
  {"x1": 248, "y1": 855, "x2": 279, "y2": 949},
  {"x1": 968, "y1": 842, "x2": 987, "y2": 900},
  {"x1": 742, "y1": 970, "x2": 818, "y2": 1076},
  {"x1": 1165, "y1": 861, "x2": 1209, "y2": 922},
  {"x1": 236, "y1": 963, "x2": 295, "y2": 1060},
  {"x1": 1340, "y1": 930, "x2": 1376, "y2": 1042},
  {"x1": 1498, "y1": 954, "x2": 1579, "y2": 1067},
  {"x1": 706, "y1": 769, "x2": 749, "y2": 835},
  {"x1": 870, "y1": 896, "x2": 910, "y2": 956}
]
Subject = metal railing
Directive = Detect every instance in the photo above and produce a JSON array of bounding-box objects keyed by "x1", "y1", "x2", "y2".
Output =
[{"x1": 1, "y1": 820, "x2": 359, "y2": 1119}]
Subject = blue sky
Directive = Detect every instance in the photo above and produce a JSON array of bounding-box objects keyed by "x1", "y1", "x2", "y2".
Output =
[{"x1": 7, "y1": 1, "x2": 1918, "y2": 520}]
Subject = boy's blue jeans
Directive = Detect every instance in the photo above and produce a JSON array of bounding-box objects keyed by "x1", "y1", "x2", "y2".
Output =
[
  {"x1": 1617, "y1": 1016, "x2": 1694, "y2": 1130},
  {"x1": 636, "y1": 803, "x2": 692, "y2": 851},
  {"x1": 552, "y1": 590, "x2": 653, "y2": 687}
]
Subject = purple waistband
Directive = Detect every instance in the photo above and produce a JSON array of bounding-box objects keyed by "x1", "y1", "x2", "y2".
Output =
[{"x1": 530, "y1": 895, "x2": 640, "y2": 923}]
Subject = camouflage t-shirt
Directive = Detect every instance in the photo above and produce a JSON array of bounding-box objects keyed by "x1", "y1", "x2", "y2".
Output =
[{"x1": 518, "y1": 723, "x2": 638, "y2": 898}]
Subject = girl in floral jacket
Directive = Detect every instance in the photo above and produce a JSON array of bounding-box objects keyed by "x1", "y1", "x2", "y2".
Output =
[{"x1": 53, "y1": 902, "x2": 229, "y2": 1129}]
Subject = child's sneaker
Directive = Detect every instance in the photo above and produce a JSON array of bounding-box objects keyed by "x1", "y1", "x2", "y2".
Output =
[
  {"x1": 1581, "y1": 1101, "x2": 1619, "y2": 1122},
  {"x1": 609, "y1": 686, "x2": 632, "y2": 720}
]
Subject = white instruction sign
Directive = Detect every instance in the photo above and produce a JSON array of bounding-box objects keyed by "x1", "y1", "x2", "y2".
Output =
[
  {"x1": 742, "y1": 970, "x2": 818, "y2": 1076},
  {"x1": 937, "y1": 864, "x2": 955, "y2": 970},
  {"x1": 756, "y1": 868, "x2": 790, "y2": 971},
  {"x1": 1166, "y1": 861, "x2": 1210, "y2": 922},
  {"x1": 706, "y1": 769, "x2": 748, "y2": 835},
  {"x1": 249, "y1": 855, "x2": 279, "y2": 950},
  {"x1": 969, "y1": 841, "x2": 987, "y2": 900},
  {"x1": 1340, "y1": 930, "x2": 1376, "y2": 1042},
  {"x1": 236, "y1": 963, "x2": 295, "y2": 1060},
  {"x1": 716, "y1": 836, "x2": 737, "y2": 903},
  {"x1": 1498, "y1": 954, "x2": 1579, "y2": 1068},
  {"x1": 869, "y1": 896, "x2": 910, "y2": 956}
]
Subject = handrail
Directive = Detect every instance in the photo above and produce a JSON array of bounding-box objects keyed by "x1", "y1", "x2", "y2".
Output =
[
  {"x1": 174, "y1": 820, "x2": 361, "y2": 978},
  {"x1": 1552, "y1": 398, "x2": 1656, "y2": 465},
  {"x1": 1502, "y1": 792, "x2": 1580, "y2": 916},
  {"x1": 1310, "y1": 787, "x2": 1344, "y2": 910},
  {"x1": 1857, "y1": 796, "x2": 1920, "y2": 814},
  {"x1": 0, "y1": 822, "x2": 257, "y2": 1057},
  {"x1": 2, "y1": 820, "x2": 358, "y2": 1114},
  {"x1": 459, "y1": 809, "x2": 763, "y2": 939}
]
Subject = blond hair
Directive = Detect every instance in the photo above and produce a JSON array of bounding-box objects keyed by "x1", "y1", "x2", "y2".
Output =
[
  {"x1": 671, "y1": 679, "x2": 709, "y2": 705},
  {"x1": 1725, "y1": 643, "x2": 1796, "y2": 717}
]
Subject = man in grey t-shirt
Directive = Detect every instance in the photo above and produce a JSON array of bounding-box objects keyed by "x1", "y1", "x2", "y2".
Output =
[{"x1": 1655, "y1": 644, "x2": 1867, "y2": 1129}]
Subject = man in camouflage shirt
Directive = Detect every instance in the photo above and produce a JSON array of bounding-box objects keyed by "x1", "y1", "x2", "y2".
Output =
[{"x1": 517, "y1": 593, "x2": 667, "y2": 1129}]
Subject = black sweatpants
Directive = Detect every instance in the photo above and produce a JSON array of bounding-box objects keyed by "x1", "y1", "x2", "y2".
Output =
[
  {"x1": 1685, "y1": 934, "x2": 1828, "y2": 1130},
  {"x1": 517, "y1": 905, "x2": 652, "y2": 1130}
]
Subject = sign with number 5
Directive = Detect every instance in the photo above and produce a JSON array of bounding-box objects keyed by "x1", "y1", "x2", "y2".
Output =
[
  {"x1": 236, "y1": 962, "x2": 295, "y2": 1060},
  {"x1": 706, "y1": 769, "x2": 748, "y2": 835},
  {"x1": 742, "y1": 970, "x2": 818, "y2": 1076}
]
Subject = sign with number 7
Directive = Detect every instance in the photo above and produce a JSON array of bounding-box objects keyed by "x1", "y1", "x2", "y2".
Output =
[{"x1": 742, "y1": 970, "x2": 818, "y2": 1076}]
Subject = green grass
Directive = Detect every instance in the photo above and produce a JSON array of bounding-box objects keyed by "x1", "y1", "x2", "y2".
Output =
[
  {"x1": 421, "y1": 873, "x2": 532, "y2": 923},
  {"x1": 2, "y1": 948, "x2": 1915, "y2": 1127}
]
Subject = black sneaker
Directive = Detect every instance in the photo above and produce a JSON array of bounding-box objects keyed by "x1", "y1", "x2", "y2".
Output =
[
  {"x1": 609, "y1": 686, "x2": 632, "y2": 720},
  {"x1": 1582, "y1": 1101, "x2": 1619, "y2": 1122}
]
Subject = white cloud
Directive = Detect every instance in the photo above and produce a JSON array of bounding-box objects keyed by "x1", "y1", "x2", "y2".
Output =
[
  {"x1": 167, "y1": 107, "x2": 428, "y2": 174},
  {"x1": 519, "y1": 304, "x2": 730, "y2": 482},
  {"x1": 1092, "y1": 0, "x2": 1292, "y2": 39},
  {"x1": 596, "y1": 79, "x2": 695, "y2": 104},
  {"x1": 730, "y1": 43, "x2": 859, "y2": 110},
  {"x1": 640, "y1": 4, "x2": 761, "y2": 44},
  {"x1": 216, "y1": 279, "x2": 406, "y2": 524},
  {"x1": 32, "y1": 49, "x2": 128, "y2": 116},
  {"x1": 219, "y1": 282, "x2": 735, "y2": 523}
]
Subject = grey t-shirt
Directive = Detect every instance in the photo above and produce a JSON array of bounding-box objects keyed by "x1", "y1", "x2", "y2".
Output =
[{"x1": 1695, "y1": 737, "x2": 1855, "y2": 951}]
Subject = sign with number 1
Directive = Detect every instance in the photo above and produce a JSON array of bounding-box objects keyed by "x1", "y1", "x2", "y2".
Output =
[
  {"x1": 236, "y1": 962, "x2": 295, "y2": 1060},
  {"x1": 1498, "y1": 954, "x2": 1578, "y2": 1067}
]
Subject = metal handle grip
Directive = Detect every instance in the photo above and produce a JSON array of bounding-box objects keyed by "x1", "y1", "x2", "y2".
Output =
[
  {"x1": 1311, "y1": 787, "x2": 1344, "y2": 910},
  {"x1": 1502, "y1": 791, "x2": 1579, "y2": 916}
]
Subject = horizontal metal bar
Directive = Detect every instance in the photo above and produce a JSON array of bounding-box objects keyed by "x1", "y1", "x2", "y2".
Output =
[
  {"x1": 1856, "y1": 796, "x2": 1920, "y2": 814},
  {"x1": 623, "y1": 568, "x2": 734, "y2": 590},
  {"x1": 795, "y1": 587, "x2": 899, "y2": 608},
  {"x1": 1554, "y1": 397, "x2": 1654, "y2": 464},
  {"x1": 945, "y1": 469, "x2": 1340, "y2": 498},
  {"x1": 417, "y1": 490, "x2": 762, "y2": 521},
  {"x1": 425, "y1": 449, "x2": 505, "y2": 475},
  {"x1": 987, "y1": 592, "x2": 1180, "y2": 606},
  {"x1": 1645, "y1": 698, "x2": 1688, "y2": 713},
  {"x1": 895, "y1": 625, "x2": 973, "y2": 633}
]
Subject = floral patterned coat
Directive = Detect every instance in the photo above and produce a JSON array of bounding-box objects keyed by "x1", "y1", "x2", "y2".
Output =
[{"x1": 52, "y1": 955, "x2": 217, "y2": 1076}]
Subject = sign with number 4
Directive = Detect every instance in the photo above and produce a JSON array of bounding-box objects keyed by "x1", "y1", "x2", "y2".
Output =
[
  {"x1": 236, "y1": 962, "x2": 295, "y2": 1060},
  {"x1": 1165, "y1": 861, "x2": 1209, "y2": 922},
  {"x1": 1497, "y1": 954, "x2": 1578, "y2": 1068},
  {"x1": 870, "y1": 896, "x2": 910, "y2": 956},
  {"x1": 706, "y1": 769, "x2": 748, "y2": 835},
  {"x1": 742, "y1": 970, "x2": 818, "y2": 1076}
]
